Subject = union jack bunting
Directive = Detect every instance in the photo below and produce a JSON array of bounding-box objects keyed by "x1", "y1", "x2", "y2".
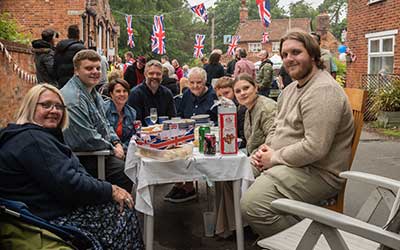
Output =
[
  {"x1": 227, "y1": 35, "x2": 240, "y2": 56},
  {"x1": 125, "y1": 15, "x2": 135, "y2": 48},
  {"x1": 256, "y1": 0, "x2": 271, "y2": 27},
  {"x1": 191, "y1": 3, "x2": 208, "y2": 23},
  {"x1": 262, "y1": 32, "x2": 270, "y2": 43},
  {"x1": 193, "y1": 34, "x2": 205, "y2": 58},
  {"x1": 151, "y1": 15, "x2": 166, "y2": 55}
]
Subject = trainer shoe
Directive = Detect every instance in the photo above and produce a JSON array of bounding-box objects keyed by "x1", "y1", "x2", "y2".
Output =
[
  {"x1": 168, "y1": 188, "x2": 197, "y2": 203},
  {"x1": 163, "y1": 186, "x2": 180, "y2": 201}
]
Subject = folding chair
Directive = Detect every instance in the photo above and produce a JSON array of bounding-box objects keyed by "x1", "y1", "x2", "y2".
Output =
[
  {"x1": 257, "y1": 171, "x2": 400, "y2": 250},
  {"x1": 74, "y1": 150, "x2": 111, "y2": 180}
]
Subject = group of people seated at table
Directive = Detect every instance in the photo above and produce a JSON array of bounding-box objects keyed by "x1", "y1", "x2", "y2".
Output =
[{"x1": 0, "y1": 30, "x2": 355, "y2": 247}]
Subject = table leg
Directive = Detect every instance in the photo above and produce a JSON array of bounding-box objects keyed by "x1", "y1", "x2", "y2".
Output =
[
  {"x1": 233, "y1": 180, "x2": 244, "y2": 250},
  {"x1": 144, "y1": 185, "x2": 154, "y2": 250}
]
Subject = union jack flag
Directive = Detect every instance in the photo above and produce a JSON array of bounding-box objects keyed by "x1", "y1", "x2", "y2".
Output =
[
  {"x1": 262, "y1": 32, "x2": 270, "y2": 43},
  {"x1": 151, "y1": 15, "x2": 166, "y2": 55},
  {"x1": 191, "y1": 3, "x2": 208, "y2": 23},
  {"x1": 193, "y1": 34, "x2": 205, "y2": 58},
  {"x1": 227, "y1": 35, "x2": 240, "y2": 56},
  {"x1": 256, "y1": 0, "x2": 271, "y2": 27},
  {"x1": 125, "y1": 15, "x2": 135, "y2": 48}
]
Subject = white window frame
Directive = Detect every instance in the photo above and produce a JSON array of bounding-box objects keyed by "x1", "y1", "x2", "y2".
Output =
[
  {"x1": 248, "y1": 42, "x2": 262, "y2": 52},
  {"x1": 97, "y1": 24, "x2": 103, "y2": 54},
  {"x1": 368, "y1": 0, "x2": 384, "y2": 4},
  {"x1": 366, "y1": 29, "x2": 397, "y2": 74},
  {"x1": 272, "y1": 42, "x2": 280, "y2": 52}
]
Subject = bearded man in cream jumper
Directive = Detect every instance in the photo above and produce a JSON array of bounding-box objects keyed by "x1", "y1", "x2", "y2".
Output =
[{"x1": 240, "y1": 30, "x2": 354, "y2": 238}]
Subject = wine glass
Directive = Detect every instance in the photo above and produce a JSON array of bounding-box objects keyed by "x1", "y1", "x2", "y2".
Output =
[{"x1": 150, "y1": 108, "x2": 158, "y2": 124}]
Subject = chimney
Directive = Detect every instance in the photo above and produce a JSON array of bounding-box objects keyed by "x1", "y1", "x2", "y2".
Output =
[
  {"x1": 240, "y1": 0, "x2": 248, "y2": 23},
  {"x1": 316, "y1": 13, "x2": 330, "y2": 36}
]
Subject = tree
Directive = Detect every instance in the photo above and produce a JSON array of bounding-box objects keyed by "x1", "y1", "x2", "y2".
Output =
[
  {"x1": 206, "y1": 0, "x2": 241, "y2": 53},
  {"x1": 0, "y1": 13, "x2": 31, "y2": 44},
  {"x1": 318, "y1": 0, "x2": 348, "y2": 39},
  {"x1": 288, "y1": 0, "x2": 318, "y2": 19}
]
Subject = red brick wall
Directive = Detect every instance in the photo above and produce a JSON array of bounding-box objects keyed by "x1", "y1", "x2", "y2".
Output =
[
  {"x1": 0, "y1": 40, "x2": 35, "y2": 127},
  {"x1": 347, "y1": 0, "x2": 400, "y2": 87},
  {"x1": 0, "y1": 0, "x2": 119, "y2": 58},
  {"x1": 0, "y1": 0, "x2": 84, "y2": 42}
]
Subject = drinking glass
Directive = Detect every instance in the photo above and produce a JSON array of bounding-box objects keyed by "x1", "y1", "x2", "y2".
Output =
[{"x1": 150, "y1": 108, "x2": 158, "y2": 124}]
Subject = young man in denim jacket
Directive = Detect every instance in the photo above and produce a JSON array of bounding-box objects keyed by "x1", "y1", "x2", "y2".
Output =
[{"x1": 61, "y1": 50, "x2": 132, "y2": 192}]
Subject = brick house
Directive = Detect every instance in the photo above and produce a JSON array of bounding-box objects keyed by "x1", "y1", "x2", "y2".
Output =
[
  {"x1": 234, "y1": 0, "x2": 311, "y2": 63},
  {"x1": 346, "y1": 0, "x2": 400, "y2": 87},
  {"x1": 0, "y1": 0, "x2": 120, "y2": 60}
]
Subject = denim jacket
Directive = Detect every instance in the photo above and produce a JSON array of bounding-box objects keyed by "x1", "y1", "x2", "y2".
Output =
[
  {"x1": 104, "y1": 99, "x2": 137, "y2": 151},
  {"x1": 61, "y1": 75, "x2": 119, "y2": 151}
]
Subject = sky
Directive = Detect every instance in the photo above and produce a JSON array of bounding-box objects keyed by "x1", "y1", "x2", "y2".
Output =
[{"x1": 188, "y1": 0, "x2": 324, "y2": 10}]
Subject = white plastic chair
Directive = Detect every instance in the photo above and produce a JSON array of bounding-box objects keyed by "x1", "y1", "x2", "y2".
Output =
[
  {"x1": 257, "y1": 171, "x2": 400, "y2": 250},
  {"x1": 74, "y1": 150, "x2": 111, "y2": 180}
]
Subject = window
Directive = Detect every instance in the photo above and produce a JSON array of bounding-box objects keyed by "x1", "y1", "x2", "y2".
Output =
[
  {"x1": 272, "y1": 42, "x2": 280, "y2": 52},
  {"x1": 366, "y1": 30, "x2": 397, "y2": 74},
  {"x1": 248, "y1": 43, "x2": 262, "y2": 52}
]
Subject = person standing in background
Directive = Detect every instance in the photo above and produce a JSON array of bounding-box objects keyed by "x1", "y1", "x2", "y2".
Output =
[
  {"x1": 123, "y1": 51, "x2": 135, "y2": 74},
  {"x1": 256, "y1": 50, "x2": 274, "y2": 97},
  {"x1": 226, "y1": 48, "x2": 240, "y2": 77},
  {"x1": 233, "y1": 48, "x2": 256, "y2": 80},
  {"x1": 124, "y1": 56, "x2": 146, "y2": 89},
  {"x1": 54, "y1": 25, "x2": 85, "y2": 89},
  {"x1": 32, "y1": 28, "x2": 58, "y2": 86},
  {"x1": 203, "y1": 51, "x2": 225, "y2": 87},
  {"x1": 172, "y1": 59, "x2": 184, "y2": 81}
]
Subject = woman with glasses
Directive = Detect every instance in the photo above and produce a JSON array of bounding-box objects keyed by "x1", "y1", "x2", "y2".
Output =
[
  {"x1": 0, "y1": 84, "x2": 143, "y2": 249},
  {"x1": 104, "y1": 79, "x2": 137, "y2": 151}
]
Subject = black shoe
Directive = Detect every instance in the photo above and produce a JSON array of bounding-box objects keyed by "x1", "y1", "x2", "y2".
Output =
[
  {"x1": 164, "y1": 186, "x2": 180, "y2": 201},
  {"x1": 168, "y1": 188, "x2": 197, "y2": 203}
]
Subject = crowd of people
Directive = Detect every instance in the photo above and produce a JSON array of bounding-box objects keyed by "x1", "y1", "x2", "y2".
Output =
[{"x1": 0, "y1": 25, "x2": 353, "y2": 249}]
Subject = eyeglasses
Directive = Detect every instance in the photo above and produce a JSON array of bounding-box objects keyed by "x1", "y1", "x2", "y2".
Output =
[{"x1": 37, "y1": 102, "x2": 66, "y2": 111}]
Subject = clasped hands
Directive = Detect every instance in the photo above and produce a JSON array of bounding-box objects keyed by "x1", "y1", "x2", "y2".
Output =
[{"x1": 250, "y1": 144, "x2": 275, "y2": 171}]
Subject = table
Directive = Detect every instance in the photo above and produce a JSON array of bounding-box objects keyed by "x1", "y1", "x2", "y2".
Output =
[{"x1": 125, "y1": 142, "x2": 254, "y2": 250}]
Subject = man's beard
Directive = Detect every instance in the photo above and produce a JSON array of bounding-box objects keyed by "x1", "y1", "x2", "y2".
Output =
[{"x1": 146, "y1": 78, "x2": 160, "y2": 90}]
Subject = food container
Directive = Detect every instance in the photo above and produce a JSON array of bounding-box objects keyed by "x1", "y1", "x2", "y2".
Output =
[
  {"x1": 218, "y1": 104, "x2": 238, "y2": 154},
  {"x1": 136, "y1": 143, "x2": 193, "y2": 161}
]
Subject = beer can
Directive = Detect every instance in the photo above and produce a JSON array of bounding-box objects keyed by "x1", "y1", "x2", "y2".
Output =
[
  {"x1": 134, "y1": 120, "x2": 142, "y2": 133},
  {"x1": 199, "y1": 125, "x2": 210, "y2": 153},
  {"x1": 204, "y1": 133, "x2": 216, "y2": 155}
]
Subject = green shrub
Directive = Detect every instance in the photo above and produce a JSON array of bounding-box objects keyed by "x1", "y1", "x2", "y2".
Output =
[
  {"x1": 0, "y1": 13, "x2": 31, "y2": 44},
  {"x1": 371, "y1": 79, "x2": 400, "y2": 112}
]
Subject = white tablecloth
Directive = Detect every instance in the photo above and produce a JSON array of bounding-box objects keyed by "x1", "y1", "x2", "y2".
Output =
[{"x1": 125, "y1": 142, "x2": 255, "y2": 216}]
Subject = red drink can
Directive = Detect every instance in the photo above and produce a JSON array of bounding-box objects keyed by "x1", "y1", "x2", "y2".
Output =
[
  {"x1": 203, "y1": 133, "x2": 216, "y2": 155},
  {"x1": 134, "y1": 120, "x2": 142, "y2": 133}
]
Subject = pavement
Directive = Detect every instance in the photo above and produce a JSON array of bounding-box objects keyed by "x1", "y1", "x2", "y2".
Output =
[{"x1": 138, "y1": 128, "x2": 400, "y2": 250}]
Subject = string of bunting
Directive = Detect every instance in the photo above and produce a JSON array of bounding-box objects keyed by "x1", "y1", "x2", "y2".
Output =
[{"x1": 0, "y1": 41, "x2": 37, "y2": 84}]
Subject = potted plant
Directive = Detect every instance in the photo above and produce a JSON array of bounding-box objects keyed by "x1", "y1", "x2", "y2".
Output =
[{"x1": 371, "y1": 79, "x2": 400, "y2": 128}]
